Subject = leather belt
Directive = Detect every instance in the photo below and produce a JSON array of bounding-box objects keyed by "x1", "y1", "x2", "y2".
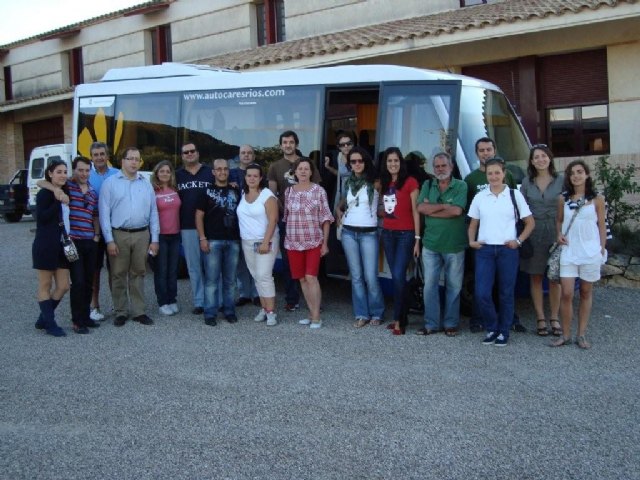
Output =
[{"x1": 114, "y1": 226, "x2": 148, "y2": 233}]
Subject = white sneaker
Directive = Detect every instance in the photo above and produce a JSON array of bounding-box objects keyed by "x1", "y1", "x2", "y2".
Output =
[
  {"x1": 254, "y1": 308, "x2": 267, "y2": 322},
  {"x1": 169, "y1": 303, "x2": 179, "y2": 314},
  {"x1": 159, "y1": 304, "x2": 174, "y2": 316},
  {"x1": 266, "y1": 312, "x2": 277, "y2": 326},
  {"x1": 90, "y1": 308, "x2": 105, "y2": 321},
  {"x1": 310, "y1": 321, "x2": 322, "y2": 329},
  {"x1": 298, "y1": 318, "x2": 311, "y2": 325}
]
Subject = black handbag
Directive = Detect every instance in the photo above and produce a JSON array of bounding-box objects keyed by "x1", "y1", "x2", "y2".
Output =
[
  {"x1": 509, "y1": 189, "x2": 533, "y2": 259},
  {"x1": 59, "y1": 207, "x2": 79, "y2": 263}
]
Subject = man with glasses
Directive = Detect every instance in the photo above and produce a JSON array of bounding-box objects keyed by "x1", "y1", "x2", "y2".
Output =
[
  {"x1": 464, "y1": 137, "x2": 525, "y2": 333},
  {"x1": 416, "y1": 152, "x2": 468, "y2": 337},
  {"x1": 176, "y1": 142, "x2": 214, "y2": 315},
  {"x1": 99, "y1": 147, "x2": 159, "y2": 327},
  {"x1": 268, "y1": 130, "x2": 321, "y2": 312},
  {"x1": 88, "y1": 142, "x2": 118, "y2": 322},
  {"x1": 195, "y1": 159, "x2": 241, "y2": 326}
]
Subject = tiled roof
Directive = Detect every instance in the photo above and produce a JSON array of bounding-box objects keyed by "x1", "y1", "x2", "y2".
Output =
[
  {"x1": 197, "y1": 0, "x2": 638, "y2": 70},
  {"x1": 0, "y1": 1, "x2": 173, "y2": 48},
  {"x1": 0, "y1": 87, "x2": 74, "y2": 110}
]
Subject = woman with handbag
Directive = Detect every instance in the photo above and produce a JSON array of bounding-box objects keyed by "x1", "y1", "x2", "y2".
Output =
[
  {"x1": 379, "y1": 147, "x2": 421, "y2": 335},
  {"x1": 519, "y1": 145, "x2": 564, "y2": 336},
  {"x1": 335, "y1": 147, "x2": 384, "y2": 328},
  {"x1": 32, "y1": 159, "x2": 71, "y2": 337},
  {"x1": 551, "y1": 160, "x2": 606, "y2": 349},
  {"x1": 468, "y1": 158, "x2": 534, "y2": 347}
]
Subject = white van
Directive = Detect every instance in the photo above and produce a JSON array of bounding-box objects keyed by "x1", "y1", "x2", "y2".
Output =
[{"x1": 27, "y1": 144, "x2": 73, "y2": 217}]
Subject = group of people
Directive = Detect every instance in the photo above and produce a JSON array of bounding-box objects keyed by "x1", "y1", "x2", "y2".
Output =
[{"x1": 32, "y1": 132, "x2": 607, "y2": 349}]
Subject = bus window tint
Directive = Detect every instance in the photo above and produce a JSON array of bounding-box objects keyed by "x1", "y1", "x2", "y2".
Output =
[
  {"x1": 458, "y1": 87, "x2": 530, "y2": 178},
  {"x1": 77, "y1": 96, "x2": 116, "y2": 161},
  {"x1": 181, "y1": 86, "x2": 323, "y2": 165},
  {"x1": 116, "y1": 93, "x2": 181, "y2": 171},
  {"x1": 378, "y1": 83, "x2": 459, "y2": 174}
]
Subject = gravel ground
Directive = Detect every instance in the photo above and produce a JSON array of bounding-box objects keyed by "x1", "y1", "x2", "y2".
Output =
[{"x1": 1, "y1": 218, "x2": 639, "y2": 480}]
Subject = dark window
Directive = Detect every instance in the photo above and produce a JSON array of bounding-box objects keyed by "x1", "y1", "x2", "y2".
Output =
[
  {"x1": 257, "y1": 0, "x2": 285, "y2": 46},
  {"x1": 3, "y1": 65, "x2": 12, "y2": 101},
  {"x1": 460, "y1": 0, "x2": 487, "y2": 6},
  {"x1": 548, "y1": 104, "x2": 609, "y2": 156},
  {"x1": 150, "y1": 24, "x2": 172, "y2": 65},
  {"x1": 69, "y1": 47, "x2": 84, "y2": 86}
]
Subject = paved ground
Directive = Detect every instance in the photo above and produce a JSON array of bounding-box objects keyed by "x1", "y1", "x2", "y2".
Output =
[{"x1": 1, "y1": 218, "x2": 639, "y2": 480}]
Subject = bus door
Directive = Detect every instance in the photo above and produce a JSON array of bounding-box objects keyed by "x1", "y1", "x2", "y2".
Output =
[
  {"x1": 323, "y1": 87, "x2": 379, "y2": 278},
  {"x1": 376, "y1": 81, "x2": 462, "y2": 290}
]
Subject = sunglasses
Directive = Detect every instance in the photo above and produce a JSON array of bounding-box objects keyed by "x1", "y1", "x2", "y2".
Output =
[
  {"x1": 338, "y1": 142, "x2": 353, "y2": 148},
  {"x1": 531, "y1": 143, "x2": 548, "y2": 149},
  {"x1": 182, "y1": 149, "x2": 197, "y2": 155},
  {"x1": 349, "y1": 158, "x2": 364, "y2": 165}
]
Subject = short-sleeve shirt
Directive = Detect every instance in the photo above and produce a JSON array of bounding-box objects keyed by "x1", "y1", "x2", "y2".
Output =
[
  {"x1": 267, "y1": 157, "x2": 322, "y2": 205},
  {"x1": 196, "y1": 184, "x2": 241, "y2": 241},
  {"x1": 155, "y1": 187, "x2": 181, "y2": 235},
  {"x1": 417, "y1": 178, "x2": 468, "y2": 253},
  {"x1": 283, "y1": 184, "x2": 334, "y2": 251},
  {"x1": 381, "y1": 176, "x2": 418, "y2": 231},
  {"x1": 464, "y1": 168, "x2": 515, "y2": 210},
  {"x1": 176, "y1": 165, "x2": 214, "y2": 230},
  {"x1": 468, "y1": 186, "x2": 531, "y2": 245}
]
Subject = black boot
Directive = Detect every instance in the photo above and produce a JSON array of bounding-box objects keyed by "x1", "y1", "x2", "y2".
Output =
[
  {"x1": 36, "y1": 298, "x2": 60, "y2": 330},
  {"x1": 39, "y1": 299, "x2": 66, "y2": 337}
]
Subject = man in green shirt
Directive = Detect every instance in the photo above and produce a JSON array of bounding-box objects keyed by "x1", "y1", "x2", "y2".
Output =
[{"x1": 416, "y1": 152, "x2": 467, "y2": 336}]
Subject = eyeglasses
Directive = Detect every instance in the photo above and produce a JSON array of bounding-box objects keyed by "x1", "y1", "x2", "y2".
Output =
[
  {"x1": 485, "y1": 157, "x2": 505, "y2": 165},
  {"x1": 349, "y1": 158, "x2": 364, "y2": 165},
  {"x1": 338, "y1": 142, "x2": 353, "y2": 148},
  {"x1": 182, "y1": 149, "x2": 197, "y2": 155}
]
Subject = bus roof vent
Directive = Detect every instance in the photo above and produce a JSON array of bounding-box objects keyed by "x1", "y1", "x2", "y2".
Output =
[{"x1": 100, "y1": 62, "x2": 238, "y2": 82}]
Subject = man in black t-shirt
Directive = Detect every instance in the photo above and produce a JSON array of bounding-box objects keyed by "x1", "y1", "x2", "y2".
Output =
[
  {"x1": 195, "y1": 159, "x2": 241, "y2": 326},
  {"x1": 176, "y1": 143, "x2": 214, "y2": 315}
]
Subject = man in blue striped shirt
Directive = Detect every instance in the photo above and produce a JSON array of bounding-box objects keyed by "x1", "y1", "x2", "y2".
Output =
[{"x1": 99, "y1": 147, "x2": 160, "y2": 327}]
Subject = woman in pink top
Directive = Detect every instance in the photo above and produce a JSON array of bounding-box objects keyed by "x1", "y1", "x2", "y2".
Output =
[
  {"x1": 151, "y1": 160, "x2": 182, "y2": 316},
  {"x1": 284, "y1": 158, "x2": 334, "y2": 328}
]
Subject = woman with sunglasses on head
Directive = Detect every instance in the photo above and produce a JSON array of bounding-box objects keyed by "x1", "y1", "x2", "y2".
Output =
[
  {"x1": 379, "y1": 147, "x2": 421, "y2": 335},
  {"x1": 237, "y1": 163, "x2": 279, "y2": 327},
  {"x1": 32, "y1": 160, "x2": 72, "y2": 337},
  {"x1": 520, "y1": 145, "x2": 565, "y2": 336},
  {"x1": 468, "y1": 158, "x2": 534, "y2": 347},
  {"x1": 551, "y1": 160, "x2": 606, "y2": 350},
  {"x1": 151, "y1": 160, "x2": 182, "y2": 316},
  {"x1": 335, "y1": 147, "x2": 385, "y2": 328},
  {"x1": 324, "y1": 132, "x2": 355, "y2": 211}
]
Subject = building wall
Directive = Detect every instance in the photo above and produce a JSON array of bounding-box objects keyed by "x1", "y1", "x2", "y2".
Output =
[
  {"x1": 284, "y1": 0, "x2": 459, "y2": 39},
  {"x1": 607, "y1": 41, "x2": 640, "y2": 156}
]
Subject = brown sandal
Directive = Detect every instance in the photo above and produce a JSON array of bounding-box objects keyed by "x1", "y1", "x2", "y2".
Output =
[
  {"x1": 550, "y1": 319, "x2": 562, "y2": 336},
  {"x1": 536, "y1": 319, "x2": 549, "y2": 336}
]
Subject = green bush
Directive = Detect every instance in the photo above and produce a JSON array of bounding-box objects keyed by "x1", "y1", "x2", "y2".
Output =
[{"x1": 594, "y1": 156, "x2": 640, "y2": 229}]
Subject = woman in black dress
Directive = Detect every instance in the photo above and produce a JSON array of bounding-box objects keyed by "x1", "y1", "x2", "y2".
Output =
[{"x1": 33, "y1": 159, "x2": 71, "y2": 337}]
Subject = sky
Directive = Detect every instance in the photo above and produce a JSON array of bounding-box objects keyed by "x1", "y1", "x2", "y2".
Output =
[{"x1": 0, "y1": 0, "x2": 144, "y2": 45}]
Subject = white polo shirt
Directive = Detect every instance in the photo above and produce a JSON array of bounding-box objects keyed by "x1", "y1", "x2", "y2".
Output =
[{"x1": 468, "y1": 185, "x2": 531, "y2": 245}]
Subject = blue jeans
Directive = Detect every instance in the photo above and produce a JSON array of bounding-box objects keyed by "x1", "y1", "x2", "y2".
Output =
[
  {"x1": 181, "y1": 229, "x2": 206, "y2": 308},
  {"x1": 237, "y1": 247, "x2": 258, "y2": 299},
  {"x1": 154, "y1": 233, "x2": 180, "y2": 306},
  {"x1": 474, "y1": 245, "x2": 519, "y2": 338},
  {"x1": 278, "y1": 220, "x2": 300, "y2": 305},
  {"x1": 341, "y1": 227, "x2": 385, "y2": 320},
  {"x1": 422, "y1": 247, "x2": 464, "y2": 330},
  {"x1": 381, "y1": 229, "x2": 415, "y2": 321},
  {"x1": 204, "y1": 240, "x2": 240, "y2": 318}
]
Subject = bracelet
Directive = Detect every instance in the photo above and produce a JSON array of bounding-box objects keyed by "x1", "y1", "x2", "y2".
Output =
[
  {"x1": 515, "y1": 238, "x2": 522, "y2": 246},
  {"x1": 199, "y1": 238, "x2": 207, "y2": 241},
  {"x1": 414, "y1": 235, "x2": 421, "y2": 240}
]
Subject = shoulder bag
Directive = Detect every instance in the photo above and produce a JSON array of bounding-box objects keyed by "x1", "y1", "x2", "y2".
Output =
[
  {"x1": 59, "y1": 206, "x2": 79, "y2": 263},
  {"x1": 547, "y1": 201, "x2": 582, "y2": 282}
]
